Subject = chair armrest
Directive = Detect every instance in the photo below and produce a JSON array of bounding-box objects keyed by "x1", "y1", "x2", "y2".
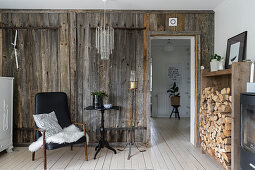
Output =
[
  {"x1": 73, "y1": 122, "x2": 86, "y2": 126},
  {"x1": 33, "y1": 128, "x2": 46, "y2": 141},
  {"x1": 34, "y1": 128, "x2": 45, "y2": 133},
  {"x1": 73, "y1": 122, "x2": 86, "y2": 130},
  {"x1": 73, "y1": 122, "x2": 87, "y2": 135}
]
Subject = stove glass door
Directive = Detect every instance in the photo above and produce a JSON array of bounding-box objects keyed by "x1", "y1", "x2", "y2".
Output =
[{"x1": 241, "y1": 104, "x2": 255, "y2": 153}]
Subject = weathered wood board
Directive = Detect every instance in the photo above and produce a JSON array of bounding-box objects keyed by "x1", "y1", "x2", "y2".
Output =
[{"x1": 0, "y1": 10, "x2": 214, "y2": 144}]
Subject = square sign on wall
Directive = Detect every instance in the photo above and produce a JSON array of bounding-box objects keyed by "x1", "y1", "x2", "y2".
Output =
[{"x1": 169, "y1": 18, "x2": 178, "y2": 26}]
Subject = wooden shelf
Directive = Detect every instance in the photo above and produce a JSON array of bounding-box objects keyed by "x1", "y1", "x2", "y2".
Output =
[
  {"x1": 202, "y1": 69, "x2": 232, "y2": 77},
  {"x1": 200, "y1": 62, "x2": 252, "y2": 170}
]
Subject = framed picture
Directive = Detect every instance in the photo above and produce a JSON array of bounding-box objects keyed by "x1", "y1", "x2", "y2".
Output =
[{"x1": 225, "y1": 31, "x2": 247, "y2": 68}]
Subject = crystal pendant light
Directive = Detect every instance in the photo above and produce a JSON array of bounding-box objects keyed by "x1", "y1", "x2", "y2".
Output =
[{"x1": 95, "y1": 0, "x2": 114, "y2": 60}]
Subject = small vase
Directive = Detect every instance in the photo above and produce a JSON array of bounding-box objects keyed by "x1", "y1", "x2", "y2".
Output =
[
  {"x1": 218, "y1": 59, "x2": 225, "y2": 70},
  {"x1": 93, "y1": 95, "x2": 103, "y2": 109},
  {"x1": 210, "y1": 59, "x2": 219, "y2": 72}
]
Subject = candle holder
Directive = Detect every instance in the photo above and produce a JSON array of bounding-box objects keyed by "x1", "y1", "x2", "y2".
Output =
[
  {"x1": 129, "y1": 81, "x2": 137, "y2": 90},
  {"x1": 129, "y1": 70, "x2": 137, "y2": 90},
  {"x1": 118, "y1": 70, "x2": 145, "y2": 159}
]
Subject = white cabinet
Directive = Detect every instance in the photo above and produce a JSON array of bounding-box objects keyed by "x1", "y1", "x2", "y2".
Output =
[{"x1": 0, "y1": 77, "x2": 14, "y2": 153}]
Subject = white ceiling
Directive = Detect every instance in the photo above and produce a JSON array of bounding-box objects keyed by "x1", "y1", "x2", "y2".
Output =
[{"x1": 0, "y1": 0, "x2": 224, "y2": 10}]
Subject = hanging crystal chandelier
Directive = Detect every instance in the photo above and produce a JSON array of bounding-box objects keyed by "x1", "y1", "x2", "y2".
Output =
[{"x1": 95, "y1": 0, "x2": 114, "y2": 60}]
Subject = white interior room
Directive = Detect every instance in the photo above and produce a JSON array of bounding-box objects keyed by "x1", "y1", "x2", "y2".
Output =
[{"x1": 151, "y1": 39, "x2": 191, "y2": 118}]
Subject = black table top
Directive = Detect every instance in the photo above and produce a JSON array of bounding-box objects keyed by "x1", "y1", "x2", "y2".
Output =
[{"x1": 85, "y1": 106, "x2": 120, "y2": 111}]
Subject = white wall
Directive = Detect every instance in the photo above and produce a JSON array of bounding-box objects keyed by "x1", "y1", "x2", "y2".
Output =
[
  {"x1": 214, "y1": 0, "x2": 255, "y2": 60},
  {"x1": 151, "y1": 39, "x2": 191, "y2": 117}
]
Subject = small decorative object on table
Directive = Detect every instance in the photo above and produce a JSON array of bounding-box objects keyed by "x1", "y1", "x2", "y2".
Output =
[
  {"x1": 91, "y1": 91, "x2": 108, "y2": 109},
  {"x1": 167, "y1": 82, "x2": 181, "y2": 119},
  {"x1": 225, "y1": 31, "x2": 247, "y2": 69},
  {"x1": 210, "y1": 54, "x2": 222, "y2": 72},
  {"x1": 104, "y1": 104, "x2": 112, "y2": 109}
]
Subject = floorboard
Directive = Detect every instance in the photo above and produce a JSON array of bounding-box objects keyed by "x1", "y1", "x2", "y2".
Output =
[{"x1": 0, "y1": 118, "x2": 222, "y2": 170}]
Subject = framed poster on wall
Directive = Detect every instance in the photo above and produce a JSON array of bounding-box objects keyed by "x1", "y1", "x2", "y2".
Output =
[{"x1": 168, "y1": 64, "x2": 182, "y2": 87}]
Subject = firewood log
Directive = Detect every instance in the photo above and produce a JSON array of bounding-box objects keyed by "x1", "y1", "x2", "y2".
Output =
[
  {"x1": 223, "y1": 138, "x2": 231, "y2": 145},
  {"x1": 224, "y1": 117, "x2": 232, "y2": 124},
  {"x1": 199, "y1": 87, "x2": 232, "y2": 168},
  {"x1": 218, "y1": 104, "x2": 231, "y2": 113},
  {"x1": 224, "y1": 123, "x2": 231, "y2": 131},
  {"x1": 223, "y1": 130, "x2": 231, "y2": 137},
  {"x1": 229, "y1": 96, "x2": 232, "y2": 102},
  {"x1": 224, "y1": 145, "x2": 231, "y2": 152}
]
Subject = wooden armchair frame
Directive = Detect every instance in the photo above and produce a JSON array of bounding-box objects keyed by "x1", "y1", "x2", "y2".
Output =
[{"x1": 31, "y1": 122, "x2": 88, "y2": 170}]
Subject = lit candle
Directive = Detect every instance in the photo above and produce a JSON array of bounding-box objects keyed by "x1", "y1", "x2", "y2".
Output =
[
  {"x1": 130, "y1": 70, "x2": 136, "y2": 89},
  {"x1": 250, "y1": 62, "x2": 254, "y2": 83},
  {"x1": 130, "y1": 82, "x2": 135, "y2": 89}
]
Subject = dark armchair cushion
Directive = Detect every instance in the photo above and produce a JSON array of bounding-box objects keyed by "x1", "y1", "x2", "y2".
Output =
[
  {"x1": 35, "y1": 92, "x2": 73, "y2": 140},
  {"x1": 35, "y1": 92, "x2": 72, "y2": 128}
]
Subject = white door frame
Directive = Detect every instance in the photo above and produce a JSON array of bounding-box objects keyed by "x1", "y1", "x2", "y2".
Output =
[{"x1": 148, "y1": 33, "x2": 199, "y2": 145}]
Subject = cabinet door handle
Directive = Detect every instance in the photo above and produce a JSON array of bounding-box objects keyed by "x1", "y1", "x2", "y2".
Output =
[{"x1": 250, "y1": 163, "x2": 255, "y2": 169}]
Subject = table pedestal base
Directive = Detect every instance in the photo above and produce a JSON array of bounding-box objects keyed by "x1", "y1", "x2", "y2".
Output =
[{"x1": 94, "y1": 139, "x2": 116, "y2": 159}]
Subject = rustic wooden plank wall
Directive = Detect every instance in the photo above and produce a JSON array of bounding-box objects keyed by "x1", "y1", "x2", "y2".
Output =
[{"x1": 0, "y1": 10, "x2": 214, "y2": 144}]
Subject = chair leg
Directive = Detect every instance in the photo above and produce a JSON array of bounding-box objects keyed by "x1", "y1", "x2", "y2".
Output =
[
  {"x1": 43, "y1": 139, "x2": 47, "y2": 170},
  {"x1": 85, "y1": 141, "x2": 88, "y2": 161},
  {"x1": 70, "y1": 145, "x2": 73, "y2": 151},
  {"x1": 43, "y1": 147, "x2": 46, "y2": 170},
  {"x1": 32, "y1": 128, "x2": 36, "y2": 161},
  {"x1": 32, "y1": 152, "x2": 35, "y2": 161}
]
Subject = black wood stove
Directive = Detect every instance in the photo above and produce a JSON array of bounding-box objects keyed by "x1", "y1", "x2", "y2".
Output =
[{"x1": 240, "y1": 93, "x2": 255, "y2": 170}]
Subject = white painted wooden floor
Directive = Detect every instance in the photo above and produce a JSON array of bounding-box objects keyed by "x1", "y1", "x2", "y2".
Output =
[{"x1": 0, "y1": 118, "x2": 222, "y2": 170}]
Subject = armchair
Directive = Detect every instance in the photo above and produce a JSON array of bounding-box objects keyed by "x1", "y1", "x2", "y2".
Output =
[{"x1": 31, "y1": 92, "x2": 88, "y2": 170}]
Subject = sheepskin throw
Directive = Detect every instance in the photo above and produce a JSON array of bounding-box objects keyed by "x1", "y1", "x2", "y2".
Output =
[{"x1": 29, "y1": 124, "x2": 89, "y2": 152}]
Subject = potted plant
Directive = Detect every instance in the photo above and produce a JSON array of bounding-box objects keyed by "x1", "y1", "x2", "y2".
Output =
[
  {"x1": 210, "y1": 54, "x2": 222, "y2": 72},
  {"x1": 91, "y1": 91, "x2": 108, "y2": 109},
  {"x1": 167, "y1": 82, "x2": 180, "y2": 106}
]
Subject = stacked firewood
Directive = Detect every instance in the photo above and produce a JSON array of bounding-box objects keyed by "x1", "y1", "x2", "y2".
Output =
[{"x1": 199, "y1": 87, "x2": 232, "y2": 170}]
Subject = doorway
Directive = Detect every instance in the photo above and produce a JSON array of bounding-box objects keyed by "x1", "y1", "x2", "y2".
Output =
[{"x1": 149, "y1": 35, "x2": 197, "y2": 145}]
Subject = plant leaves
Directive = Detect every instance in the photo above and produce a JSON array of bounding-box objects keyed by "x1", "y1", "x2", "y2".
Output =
[
  {"x1": 173, "y1": 82, "x2": 176, "y2": 88},
  {"x1": 175, "y1": 87, "x2": 179, "y2": 92}
]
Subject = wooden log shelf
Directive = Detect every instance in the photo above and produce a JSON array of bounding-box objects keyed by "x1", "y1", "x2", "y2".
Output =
[
  {"x1": 200, "y1": 62, "x2": 252, "y2": 170},
  {"x1": 199, "y1": 87, "x2": 232, "y2": 169},
  {"x1": 202, "y1": 69, "x2": 232, "y2": 77}
]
